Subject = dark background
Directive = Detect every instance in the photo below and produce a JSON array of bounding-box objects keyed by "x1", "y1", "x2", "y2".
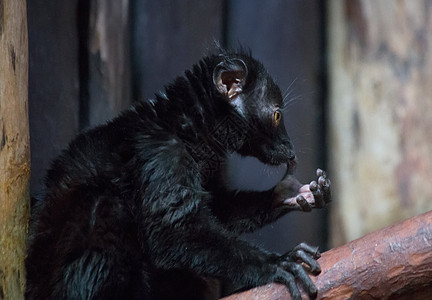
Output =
[{"x1": 27, "y1": 0, "x2": 328, "y2": 253}]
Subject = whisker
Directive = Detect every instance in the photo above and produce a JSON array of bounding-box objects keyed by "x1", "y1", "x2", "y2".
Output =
[
  {"x1": 297, "y1": 147, "x2": 314, "y2": 154},
  {"x1": 282, "y1": 86, "x2": 296, "y2": 103},
  {"x1": 282, "y1": 78, "x2": 301, "y2": 111},
  {"x1": 281, "y1": 95, "x2": 303, "y2": 112},
  {"x1": 283, "y1": 78, "x2": 298, "y2": 96}
]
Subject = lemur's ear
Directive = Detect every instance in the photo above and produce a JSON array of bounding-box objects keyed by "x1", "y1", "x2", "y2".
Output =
[{"x1": 213, "y1": 58, "x2": 248, "y2": 101}]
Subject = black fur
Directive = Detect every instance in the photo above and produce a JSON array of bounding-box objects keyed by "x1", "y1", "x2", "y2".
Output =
[{"x1": 26, "y1": 50, "x2": 331, "y2": 300}]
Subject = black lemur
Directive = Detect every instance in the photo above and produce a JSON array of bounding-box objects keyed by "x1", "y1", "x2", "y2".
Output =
[{"x1": 26, "y1": 50, "x2": 331, "y2": 300}]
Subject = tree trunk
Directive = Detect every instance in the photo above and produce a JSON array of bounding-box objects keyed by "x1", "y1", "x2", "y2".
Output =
[
  {"x1": 328, "y1": 0, "x2": 432, "y2": 245},
  {"x1": 0, "y1": 0, "x2": 30, "y2": 299}
]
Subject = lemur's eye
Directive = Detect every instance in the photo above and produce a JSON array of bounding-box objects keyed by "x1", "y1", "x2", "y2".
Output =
[{"x1": 273, "y1": 110, "x2": 282, "y2": 126}]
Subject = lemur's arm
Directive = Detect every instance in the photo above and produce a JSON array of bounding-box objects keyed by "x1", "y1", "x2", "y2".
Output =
[
  {"x1": 143, "y1": 147, "x2": 322, "y2": 300},
  {"x1": 211, "y1": 169, "x2": 331, "y2": 234}
]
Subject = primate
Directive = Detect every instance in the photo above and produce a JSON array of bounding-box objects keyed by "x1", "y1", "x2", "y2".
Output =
[{"x1": 26, "y1": 49, "x2": 331, "y2": 300}]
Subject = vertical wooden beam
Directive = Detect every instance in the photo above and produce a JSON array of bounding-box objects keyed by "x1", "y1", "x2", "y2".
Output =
[
  {"x1": 328, "y1": 0, "x2": 432, "y2": 245},
  {"x1": 87, "y1": 0, "x2": 131, "y2": 127},
  {"x1": 0, "y1": 0, "x2": 30, "y2": 299}
]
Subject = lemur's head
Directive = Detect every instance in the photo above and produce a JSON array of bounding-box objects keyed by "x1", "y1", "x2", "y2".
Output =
[{"x1": 212, "y1": 53, "x2": 296, "y2": 171}]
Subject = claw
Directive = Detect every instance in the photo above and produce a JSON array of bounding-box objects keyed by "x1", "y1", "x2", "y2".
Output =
[
  {"x1": 316, "y1": 168, "x2": 326, "y2": 177},
  {"x1": 296, "y1": 195, "x2": 312, "y2": 212},
  {"x1": 315, "y1": 169, "x2": 331, "y2": 205},
  {"x1": 293, "y1": 242, "x2": 321, "y2": 259},
  {"x1": 309, "y1": 181, "x2": 318, "y2": 192}
]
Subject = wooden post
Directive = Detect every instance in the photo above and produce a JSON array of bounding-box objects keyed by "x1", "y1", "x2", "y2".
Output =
[
  {"x1": 87, "y1": 0, "x2": 132, "y2": 127},
  {"x1": 0, "y1": 0, "x2": 30, "y2": 299},
  {"x1": 222, "y1": 210, "x2": 432, "y2": 299},
  {"x1": 328, "y1": 0, "x2": 432, "y2": 245}
]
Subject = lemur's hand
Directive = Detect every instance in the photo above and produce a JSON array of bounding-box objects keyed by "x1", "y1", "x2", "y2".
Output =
[{"x1": 274, "y1": 169, "x2": 331, "y2": 211}]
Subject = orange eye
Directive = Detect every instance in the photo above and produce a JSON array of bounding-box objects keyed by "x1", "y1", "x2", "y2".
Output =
[{"x1": 273, "y1": 110, "x2": 282, "y2": 126}]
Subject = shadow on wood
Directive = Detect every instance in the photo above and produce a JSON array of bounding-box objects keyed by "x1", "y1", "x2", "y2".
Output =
[{"x1": 222, "y1": 210, "x2": 432, "y2": 299}]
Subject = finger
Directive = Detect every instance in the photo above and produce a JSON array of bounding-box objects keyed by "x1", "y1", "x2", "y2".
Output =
[
  {"x1": 293, "y1": 242, "x2": 321, "y2": 259},
  {"x1": 294, "y1": 250, "x2": 322, "y2": 275},
  {"x1": 316, "y1": 168, "x2": 326, "y2": 178},
  {"x1": 282, "y1": 263, "x2": 318, "y2": 299},
  {"x1": 285, "y1": 245, "x2": 321, "y2": 274},
  {"x1": 309, "y1": 181, "x2": 318, "y2": 192},
  {"x1": 277, "y1": 271, "x2": 301, "y2": 300},
  {"x1": 322, "y1": 178, "x2": 331, "y2": 203},
  {"x1": 312, "y1": 186, "x2": 325, "y2": 208},
  {"x1": 318, "y1": 176, "x2": 326, "y2": 186},
  {"x1": 296, "y1": 195, "x2": 312, "y2": 212},
  {"x1": 283, "y1": 196, "x2": 302, "y2": 209}
]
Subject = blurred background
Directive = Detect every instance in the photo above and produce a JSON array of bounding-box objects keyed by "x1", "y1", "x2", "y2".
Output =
[{"x1": 27, "y1": 0, "x2": 432, "y2": 254}]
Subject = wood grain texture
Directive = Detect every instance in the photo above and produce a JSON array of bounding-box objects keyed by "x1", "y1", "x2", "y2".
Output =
[
  {"x1": 328, "y1": 0, "x2": 432, "y2": 245},
  {"x1": 0, "y1": 0, "x2": 30, "y2": 298},
  {"x1": 87, "y1": 0, "x2": 131, "y2": 127},
  {"x1": 222, "y1": 210, "x2": 432, "y2": 299}
]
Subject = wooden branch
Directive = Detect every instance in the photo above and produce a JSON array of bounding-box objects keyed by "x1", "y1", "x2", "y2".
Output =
[{"x1": 222, "y1": 210, "x2": 432, "y2": 299}]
